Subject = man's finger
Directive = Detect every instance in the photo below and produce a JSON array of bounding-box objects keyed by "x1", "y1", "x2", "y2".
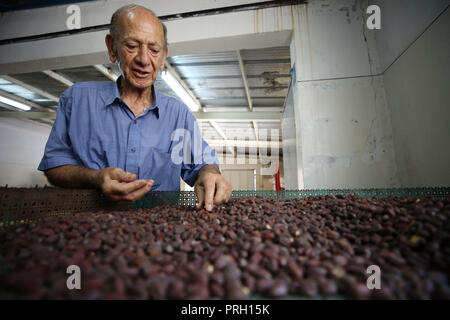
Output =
[
  {"x1": 120, "y1": 172, "x2": 136, "y2": 183},
  {"x1": 123, "y1": 181, "x2": 153, "y2": 202},
  {"x1": 203, "y1": 180, "x2": 216, "y2": 211},
  {"x1": 195, "y1": 186, "x2": 204, "y2": 210},
  {"x1": 108, "y1": 168, "x2": 135, "y2": 182},
  {"x1": 111, "y1": 179, "x2": 153, "y2": 196},
  {"x1": 225, "y1": 188, "x2": 232, "y2": 202},
  {"x1": 213, "y1": 182, "x2": 229, "y2": 205},
  {"x1": 123, "y1": 173, "x2": 136, "y2": 182}
]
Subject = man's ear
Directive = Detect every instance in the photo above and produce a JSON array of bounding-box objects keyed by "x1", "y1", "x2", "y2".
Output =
[{"x1": 105, "y1": 34, "x2": 118, "y2": 63}]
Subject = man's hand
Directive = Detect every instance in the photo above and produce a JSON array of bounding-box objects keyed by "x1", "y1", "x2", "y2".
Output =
[
  {"x1": 97, "y1": 167, "x2": 153, "y2": 202},
  {"x1": 45, "y1": 165, "x2": 153, "y2": 203},
  {"x1": 194, "y1": 165, "x2": 232, "y2": 212}
]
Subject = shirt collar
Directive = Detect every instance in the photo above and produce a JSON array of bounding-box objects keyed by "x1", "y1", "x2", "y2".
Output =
[{"x1": 101, "y1": 76, "x2": 164, "y2": 119}]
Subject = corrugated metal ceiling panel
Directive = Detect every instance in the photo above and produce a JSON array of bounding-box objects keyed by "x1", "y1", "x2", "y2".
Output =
[
  {"x1": 176, "y1": 65, "x2": 241, "y2": 78},
  {"x1": 9, "y1": 72, "x2": 67, "y2": 98},
  {"x1": 185, "y1": 77, "x2": 290, "y2": 89},
  {"x1": 250, "y1": 87, "x2": 288, "y2": 97},
  {"x1": 252, "y1": 98, "x2": 285, "y2": 106},
  {"x1": 193, "y1": 87, "x2": 287, "y2": 99},
  {"x1": 200, "y1": 98, "x2": 248, "y2": 106},
  {"x1": 241, "y1": 47, "x2": 291, "y2": 60},
  {"x1": 185, "y1": 78, "x2": 243, "y2": 89},
  {"x1": 245, "y1": 63, "x2": 291, "y2": 76},
  {"x1": 168, "y1": 51, "x2": 236, "y2": 65},
  {"x1": 0, "y1": 82, "x2": 53, "y2": 107},
  {"x1": 193, "y1": 88, "x2": 246, "y2": 98},
  {"x1": 248, "y1": 76, "x2": 291, "y2": 88},
  {"x1": 55, "y1": 66, "x2": 110, "y2": 83}
]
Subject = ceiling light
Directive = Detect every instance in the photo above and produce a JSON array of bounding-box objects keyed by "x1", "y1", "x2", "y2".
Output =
[
  {"x1": 161, "y1": 69, "x2": 200, "y2": 112},
  {"x1": 0, "y1": 95, "x2": 31, "y2": 111}
]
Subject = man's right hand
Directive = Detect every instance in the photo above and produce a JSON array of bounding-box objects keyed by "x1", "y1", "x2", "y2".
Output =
[{"x1": 96, "y1": 167, "x2": 153, "y2": 202}]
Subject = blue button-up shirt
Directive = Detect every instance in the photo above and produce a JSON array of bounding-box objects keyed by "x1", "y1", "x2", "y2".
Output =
[{"x1": 38, "y1": 79, "x2": 219, "y2": 191}]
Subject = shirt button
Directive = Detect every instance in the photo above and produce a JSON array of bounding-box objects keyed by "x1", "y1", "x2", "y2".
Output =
[
  {"x1": 133, "y1": 120, "x2": 137, "y2": 124},
  {"x1": 130, "y1": 148, "x2": 136, "y2": 153}
]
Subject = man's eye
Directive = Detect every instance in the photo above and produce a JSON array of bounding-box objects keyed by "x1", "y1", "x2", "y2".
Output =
[
  {"x1": 126, "y1": 44, "x2": 137, "y2": 49},
  {"x1": 150, "y1": 49, "x2": 160, "y2": 54}
]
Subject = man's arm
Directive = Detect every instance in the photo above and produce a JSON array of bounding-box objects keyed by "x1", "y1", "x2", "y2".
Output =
[
  {"x1": 194, "y1": 164, "x2": 232, "y2": 211},
  {"x1": 45, "y1": 165, "x2": 154, "y2": 202}
]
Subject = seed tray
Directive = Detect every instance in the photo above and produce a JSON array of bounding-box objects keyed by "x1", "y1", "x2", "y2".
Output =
[
  {"x1": 1, "y1": 187, "x2": 449, "y2": 227},
  {"x1": 1, "y1": 195, "x2": 449, "y2": 300}
]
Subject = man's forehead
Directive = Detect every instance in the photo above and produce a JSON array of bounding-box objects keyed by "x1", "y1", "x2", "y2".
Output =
[
  {"x1": 118, "y1": 9, "x2": 163, "y2": 38},
  {"x1": 119, "y1": 7, "x2": 161, "y2": 28}
]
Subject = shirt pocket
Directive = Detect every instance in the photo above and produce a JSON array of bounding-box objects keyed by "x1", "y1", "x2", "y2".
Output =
[{"x1": 142, "y1": 147, "x2": 181, "y2": 191}]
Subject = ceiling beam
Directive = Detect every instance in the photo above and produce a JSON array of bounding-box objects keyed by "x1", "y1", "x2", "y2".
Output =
[
  {"x1": 0, "y1": 111, "x2": 56, "y2": 119},
  {"x1": 1, "y1": 75, "x2": 59, "y2": 102},
  {"x1": 42, "y1": 70, "x2": 73, "y2": 87},
  {"x1": 0, "y1": 1, "x2": 295, "y2": 41},
  {"x1": 164, "y1": 61, "x2": 203, "y2": 112},
  {"x1": 0, "y1": 89, "x2": 55, "y2": 112},
  {"x1": 236, "y1": 49, "x2": 253, "y2": 112},
  {"x1": 94, "y1": 64, "x2": 118, "y2": 82}
]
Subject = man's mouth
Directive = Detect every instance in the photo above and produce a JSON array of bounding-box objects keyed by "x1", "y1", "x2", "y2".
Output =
[{"x1": 132, "y1": 69, "x2": 150, "y2": 78}]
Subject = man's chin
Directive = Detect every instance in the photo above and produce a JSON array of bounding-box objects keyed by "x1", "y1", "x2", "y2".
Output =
[{"x1": 126, "y1": 77, "x2": 153, "y2": 89}]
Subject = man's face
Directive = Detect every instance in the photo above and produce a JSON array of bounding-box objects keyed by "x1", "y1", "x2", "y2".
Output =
[{"x1": 107, "y1": 9, "x2": 167, "y2": 90}]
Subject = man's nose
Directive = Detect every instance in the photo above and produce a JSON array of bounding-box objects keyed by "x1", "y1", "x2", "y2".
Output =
[{"x1": 136, "y1": 47, "x2": 151, "y2": 65}]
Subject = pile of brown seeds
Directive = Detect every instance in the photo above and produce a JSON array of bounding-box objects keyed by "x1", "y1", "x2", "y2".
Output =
[{"x1": 0, "y1": 194, "x2": 449, "y2": 299}]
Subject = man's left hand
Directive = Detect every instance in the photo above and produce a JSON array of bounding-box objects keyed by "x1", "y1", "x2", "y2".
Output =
[{"x1": 195, "y1": 165, "x2": 232, "y2": 212}]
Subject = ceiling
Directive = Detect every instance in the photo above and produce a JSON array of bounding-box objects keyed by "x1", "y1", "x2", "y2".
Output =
[
  {"x1": 0, "y1": 46, "x2": 291, "y2": 156},
  {"x1": 0, "y1": 0, "x2": 96, "y2": 12}
]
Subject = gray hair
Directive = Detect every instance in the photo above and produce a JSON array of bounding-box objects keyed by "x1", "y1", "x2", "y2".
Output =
[{"x1": 109, "y1": 4, "x2": 168, "y2": 49}]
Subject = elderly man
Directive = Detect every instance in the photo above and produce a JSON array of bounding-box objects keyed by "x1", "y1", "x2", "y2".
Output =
[{"x1": 38, "y1": 5, "x2": 232, "y2": 211}]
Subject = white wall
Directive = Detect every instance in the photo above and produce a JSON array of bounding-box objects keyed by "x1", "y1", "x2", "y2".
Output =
[
  {"x1": 289, "y1": 0, "x2": 399, "y2": 189},
  {"x1": 0, "y1": 119, "x2": 50, "y2": 187},
  {"x1": 287, "y1": 0, "x2": 449, "y2": 189},
  {"x1": 372, "y1": 0, "x2": 449, "y2": 72},
  {"x1": 297, "y1": 76, "x2": 399, "y2": 188},
  {"x1": 382, "y1": 7, "x2": 450, "y2": 187}
]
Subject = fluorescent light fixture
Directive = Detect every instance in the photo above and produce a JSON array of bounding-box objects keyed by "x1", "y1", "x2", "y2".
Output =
[
  {"x1": 0, "y1": 95, "x2": 31, "y2": 111},
  {"x1": 161, "y1": 69, "x2": 200, "y2": 112}
]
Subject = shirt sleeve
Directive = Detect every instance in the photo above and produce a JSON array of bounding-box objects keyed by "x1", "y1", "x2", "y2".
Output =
[
  {"x1": 181, "y1": 111, "x2": 220, "y2": 187},
  {"x1": 38, "y1": 93, "x2": 82, "y2": 171}
]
